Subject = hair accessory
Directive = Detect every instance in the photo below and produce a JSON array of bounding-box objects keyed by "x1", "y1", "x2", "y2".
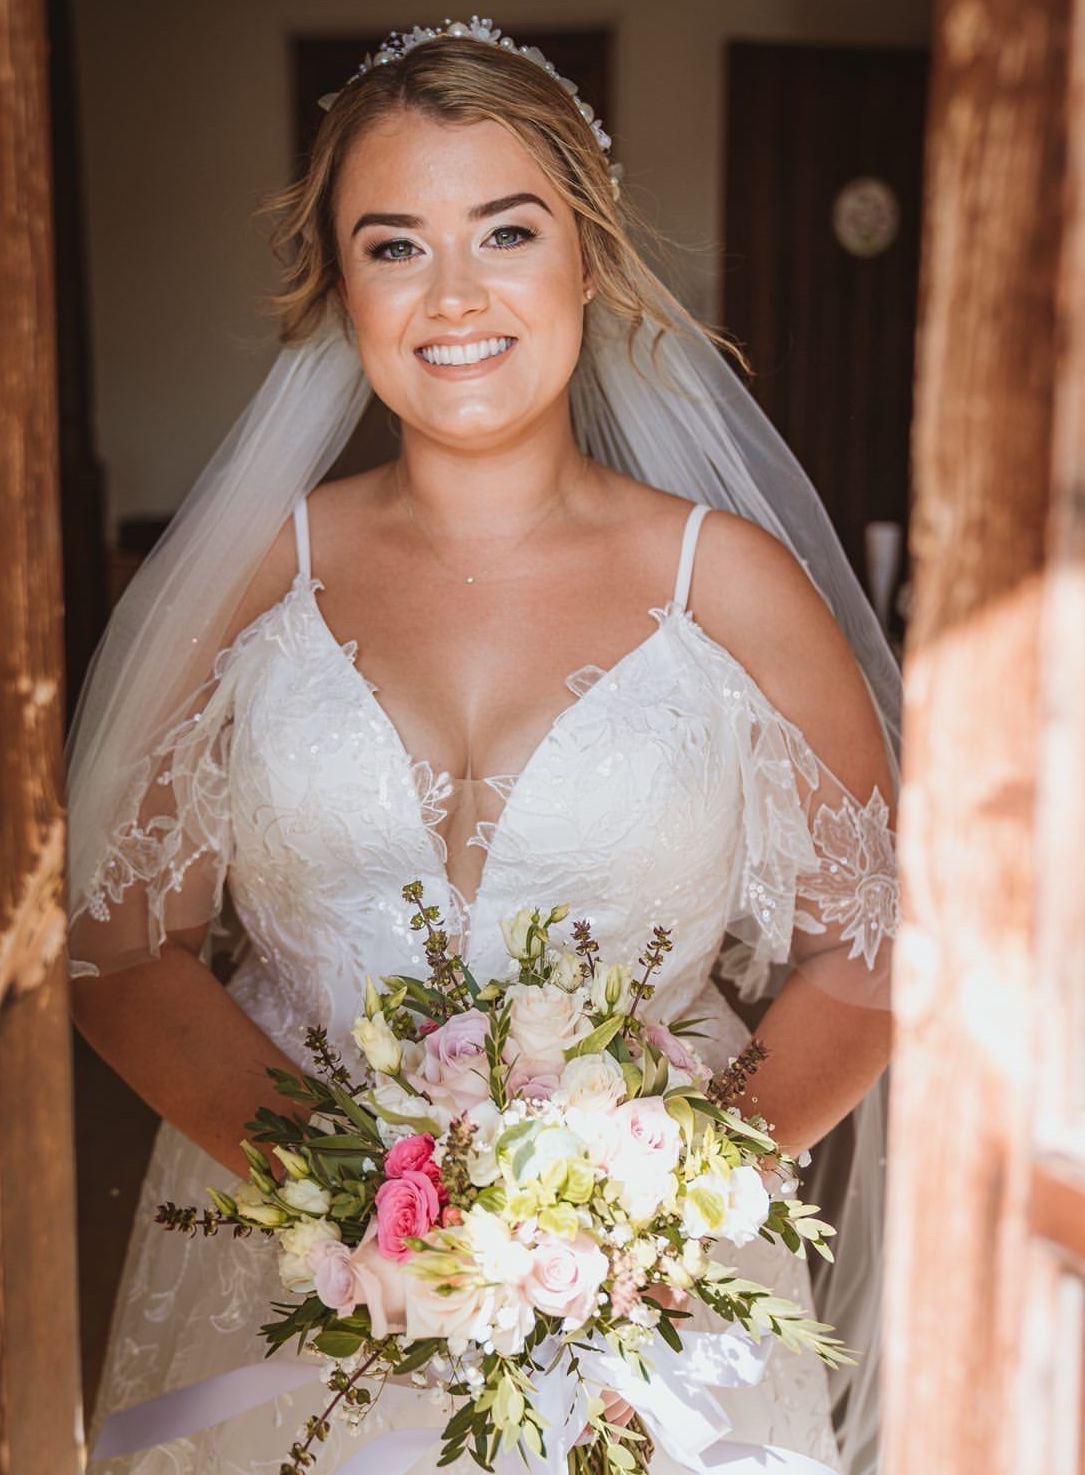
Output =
[{"x1": 316, "y1": 16, "x2": 624, "y2": 200}]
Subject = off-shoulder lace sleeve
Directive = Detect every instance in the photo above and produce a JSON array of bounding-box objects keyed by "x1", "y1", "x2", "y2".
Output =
[
  {"x1": 67, "y1": 641, "x2": 247, "y2": 981},
  {"x1": 716, "y1": 681, "x2": 899, "y2": 1011}
]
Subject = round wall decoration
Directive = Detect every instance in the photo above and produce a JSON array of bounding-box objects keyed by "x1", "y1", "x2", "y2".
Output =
[{"x1": 832, "y1": 176, "x2": 901, "y2": 258}]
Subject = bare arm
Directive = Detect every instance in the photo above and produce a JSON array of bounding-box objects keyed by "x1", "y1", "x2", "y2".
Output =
[
  {"x1": 694, "y1": 512, "x2": 898, "y2": 1155},
  {"x1": 70, "y1": 940, "x2": 304, "y2": 1181}
]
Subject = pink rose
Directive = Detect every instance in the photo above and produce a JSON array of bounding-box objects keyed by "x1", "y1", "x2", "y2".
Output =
[
  {"x1": 352, "y1": 1220, "x2": 408, "y2": 1338},
  {"x1": 610, "y1": 1097, "x2": 682, "y2": 1221},
  {"x1": 385, "y1": 1132, "x2": 448, "y2": 1203},
  {"x1": 312, "y1": 1241, "x2": 364, "y2": 1318},
  {"x1": 613, "y1": 1096, "x2": 682, "y2": 1172},
  {"x1": 642, "y1": 1024, "x2": 709, "y2": 1081},
  {"x1": 525, "y1": 1233, "x2": 608, "y2": 1326},
  {"x1": 507, "y1": 1059, "x2": 562, "y2": 1102},
  {"x1": 375, "y1": 1169, "x2": 440, "y2": 1262},
  {"x1": 409, "y1": 1009, "x2": 492, "y2": 1113}
]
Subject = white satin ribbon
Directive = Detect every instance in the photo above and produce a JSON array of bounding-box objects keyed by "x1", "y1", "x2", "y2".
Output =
[{"x1": 91, "y1": 1327, "x2": 840, "y2": 1475}]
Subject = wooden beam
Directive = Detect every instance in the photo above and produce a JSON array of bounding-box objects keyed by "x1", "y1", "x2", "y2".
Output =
[
  {"x1": 0, "y1": 0, "x2": 83, "y2": 1470},
  {"x1": 884, "y1": 1, "x2": 1070, "y2": 1472}
]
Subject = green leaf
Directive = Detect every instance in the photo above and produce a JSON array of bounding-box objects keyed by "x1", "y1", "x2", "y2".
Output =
[
  {"x1": 663, "y1": 1095, "x2": 696, "y2": 1145},
  {"x1": 655, "y1": 1313, "x2": 684, "y2": 1353},
  {"x1": 313, "y1": 1328, "x2": 364, "y2": 1359},
  {"x1": 607, "y1": 1443, "x2": 637, "y2": 1469},
  {"x1": 566, "y1": 1014, "x2": 625, "y2": 1060},
  {"x1": 393, "y1": 1338, "x2": 443, "y2": 1376}
]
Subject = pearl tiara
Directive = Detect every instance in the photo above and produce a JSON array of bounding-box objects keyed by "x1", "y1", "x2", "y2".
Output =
[{"x1": 317, "y1": 15, "x2": 623, "y2": 198}]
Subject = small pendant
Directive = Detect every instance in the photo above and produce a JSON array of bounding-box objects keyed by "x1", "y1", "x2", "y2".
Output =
[{"x1": 465, "y1": 575, "x2": 476, "y2": 585}]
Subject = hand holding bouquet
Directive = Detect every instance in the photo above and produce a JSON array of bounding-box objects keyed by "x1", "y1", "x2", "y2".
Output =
[{"x1": 158, "y1": 883, "x2": 852, "y2": 1475}]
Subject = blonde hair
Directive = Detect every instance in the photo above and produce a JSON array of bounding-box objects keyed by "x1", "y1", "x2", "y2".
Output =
[{"x1": 254, "y1": 36, "x2": 748, "y2": 371}]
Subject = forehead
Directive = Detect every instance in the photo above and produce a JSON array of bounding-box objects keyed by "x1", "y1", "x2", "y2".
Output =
[{"x1": 334, "y1": 112, "x2": 558, "y2": 220}]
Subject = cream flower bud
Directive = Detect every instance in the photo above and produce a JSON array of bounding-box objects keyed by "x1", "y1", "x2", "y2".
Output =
[
  {"x1": 500, "y1": 907, "x2": 546, "y2": 962},
  {"x1": 352, "y1": 1010, "x2": 402, "y2": 1076},
  {"x1": 272, "y1": 1146, "x2": 311, "y2": 1180},
  {"x1": 589, "y1": 962, "x2": 633, "y2": 1015},
  {"x1": 234, "y1": 1182, "x2": 288, "y2": 1227}
]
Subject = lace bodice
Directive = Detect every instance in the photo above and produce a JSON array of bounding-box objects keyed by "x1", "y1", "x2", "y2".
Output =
[{"x1": 70, "y1": 499, "x2": 898, "y2": 1069}]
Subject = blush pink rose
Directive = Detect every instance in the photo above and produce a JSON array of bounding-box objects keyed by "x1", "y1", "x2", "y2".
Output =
[
  {"x1": 351, "y1": 1220, "x2": 408, "y2": 1338},
  {"x1": 525, "y1": 1233, "x2": 608, "y2": 1326},
  {"x1": 409, "y1": 1009, "x2": 491, "y2": 1113},
  {"x1": 613, "y1": 1095, "x2": 682, "y2": 1173},
  {"x1": 375, "y1": 1169, "x2": 440, "y2": 1262},
  {"x1": 385, "y1": 1132, "x2": 448, "y2": 1203},
  {"x1": 507, "y1": 1059, "x2": 562, "y2": 1102},
  {"x1": 642, "y1": 1023, "x2": 710, "y2": 1081},
  {"x1": 312, "y1": 1241, "x2": 364, "y2": 1318}
]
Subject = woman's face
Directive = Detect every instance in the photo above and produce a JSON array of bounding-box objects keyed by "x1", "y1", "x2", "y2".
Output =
[{"x1": 333, "y1": 111, "x2": 590, "y2": 448}]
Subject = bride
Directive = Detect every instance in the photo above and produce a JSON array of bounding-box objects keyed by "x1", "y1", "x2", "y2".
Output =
[{"x1": 67, "y1": 20, "x2": 900, "y2": 1475}]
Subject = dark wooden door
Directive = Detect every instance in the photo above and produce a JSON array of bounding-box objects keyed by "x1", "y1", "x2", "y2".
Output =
[{"x1": 722, "y1": 42, "x2": 929, "y2": 637}]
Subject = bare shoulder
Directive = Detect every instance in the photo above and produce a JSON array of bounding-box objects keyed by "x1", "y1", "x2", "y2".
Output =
[
  {"x1": 692, "y1": 509, "x2": 894, "y2": 799},
  {"x1": 217, "y1": 468, "x2": 385, "y2": 649}
]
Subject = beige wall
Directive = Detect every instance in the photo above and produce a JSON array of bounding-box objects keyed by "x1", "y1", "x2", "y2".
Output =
[{"x1": 73, "y1": 0, "x2": 930, "y2": 532}]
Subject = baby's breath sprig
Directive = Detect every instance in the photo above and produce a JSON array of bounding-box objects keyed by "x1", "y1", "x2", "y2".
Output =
[{"x1": 281, "y1": 1350, "x2": 383, "y2": 1474}]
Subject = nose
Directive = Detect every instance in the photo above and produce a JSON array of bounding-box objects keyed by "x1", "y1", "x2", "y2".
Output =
[{"x1": 424, "y1": 248, "x2": 489, "y2": 321}]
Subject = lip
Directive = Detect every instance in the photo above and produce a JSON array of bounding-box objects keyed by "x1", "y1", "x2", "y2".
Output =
[{"x1": 413, "y1": 335, "x2": 518, "y2": 379}]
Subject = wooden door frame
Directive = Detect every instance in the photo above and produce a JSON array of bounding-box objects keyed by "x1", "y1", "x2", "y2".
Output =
[
  {"x1": 0, "y1": 0, "x2": 82, "y2": 1472},
  {"x1": 886, "y1": 0, "x2": 1085, "y2": 1471}
]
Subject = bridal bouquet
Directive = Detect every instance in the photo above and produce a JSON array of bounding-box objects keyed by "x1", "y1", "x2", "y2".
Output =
[{"x1": 159, "y1": 882, "x2": 851, "y2": 1475}]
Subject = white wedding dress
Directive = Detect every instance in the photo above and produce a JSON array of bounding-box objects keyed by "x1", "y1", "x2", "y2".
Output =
[{"x1": 84, "y1": 497, "x2": 897, "y2": 1474}]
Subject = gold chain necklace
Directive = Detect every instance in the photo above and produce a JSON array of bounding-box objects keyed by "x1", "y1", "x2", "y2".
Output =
[{"x1": 395, "y1": 454, "x2": 588, "y2": 586}]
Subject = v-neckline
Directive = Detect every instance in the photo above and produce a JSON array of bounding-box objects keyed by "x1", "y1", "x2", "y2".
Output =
[{"x1": 292, "y1": 569, "x2": 687, "y2": 955}]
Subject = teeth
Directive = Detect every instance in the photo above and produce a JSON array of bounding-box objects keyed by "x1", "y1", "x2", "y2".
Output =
[{"x1": 419, "y1": 336, "x2": 514, "y2": 366}]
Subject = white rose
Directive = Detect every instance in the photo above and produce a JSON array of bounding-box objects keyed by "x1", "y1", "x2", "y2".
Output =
[
  {"x1": 464, "y1": 1206, "x2": 534, "y2": 1284},
  {"x1": 589, "y1": 962, "x2": 634, "y2": 1015},
  {"x1": 488, "y1": 1283, "x2": 537, "y2": 1355},
  {"x1": 280, "y1": 1178, "x2": 332, "y2": 1216},
  {"x1": 406, "y1": 1270, "x2": 497, "y2": 1352},
  {"x1": 554, "y1": 1052, "x2": 626, "y2": 1112},
  {"x1": 720, "y1": 1165, "x2": 771, "y2": 1247},
  {"x1": 681, "y1": 1164, "x2": 769, "y2": 1245},
  {"x1": 465, "y1": 1099, "x2": 503, "y2": 1187},
  {"x1": 277, "y1": 1216, "x2": 341, "y2": 1292},
  {"x1": 505, "y1": 982, "x2": 592, "y2": 1069},
  {"x1": 369, "y1": 1073, "x2": 452, "y2": 1145}
]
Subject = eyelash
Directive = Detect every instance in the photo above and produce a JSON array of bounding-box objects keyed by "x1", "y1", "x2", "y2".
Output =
[{"x1": 365, "y1": 223, "x2": 539, "y2": 263}]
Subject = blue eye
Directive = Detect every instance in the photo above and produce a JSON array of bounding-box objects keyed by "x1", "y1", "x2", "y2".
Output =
[
  {"x1": 367, "y1": 238, "x2": 419, "y2": 263},
  {"x1": 489, "y1": 224, "x2": 537, "y2": 250},
  {"x1": 365, "y1": 224, "x2": 537, "y2": 262}
]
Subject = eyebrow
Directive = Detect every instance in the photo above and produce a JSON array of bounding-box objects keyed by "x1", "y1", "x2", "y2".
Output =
[{"x1": 350, "y1": 191, "x2": 552, "y2": 238}]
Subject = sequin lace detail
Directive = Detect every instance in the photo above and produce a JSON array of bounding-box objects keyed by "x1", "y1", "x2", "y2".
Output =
[{"x1": 797, "y1": 785, "x2": 899, "y2": 968}]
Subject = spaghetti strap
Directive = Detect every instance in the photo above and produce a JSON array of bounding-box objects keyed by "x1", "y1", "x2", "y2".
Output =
[
  {"x1": 672, "y1": 502, "x2": 710, "y2": 610},
  {"x1": 292, "y1": 496, "x2": 312, "y2": 581}
]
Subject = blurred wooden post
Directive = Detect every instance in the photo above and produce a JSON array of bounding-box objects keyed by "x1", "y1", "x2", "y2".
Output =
[
  {"x1": 886, "y1": 0, "x2": 1085, "y2": 1471},
  {"x1": 0, "y1": 0, "x2": 83, "y2": 1472}
]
